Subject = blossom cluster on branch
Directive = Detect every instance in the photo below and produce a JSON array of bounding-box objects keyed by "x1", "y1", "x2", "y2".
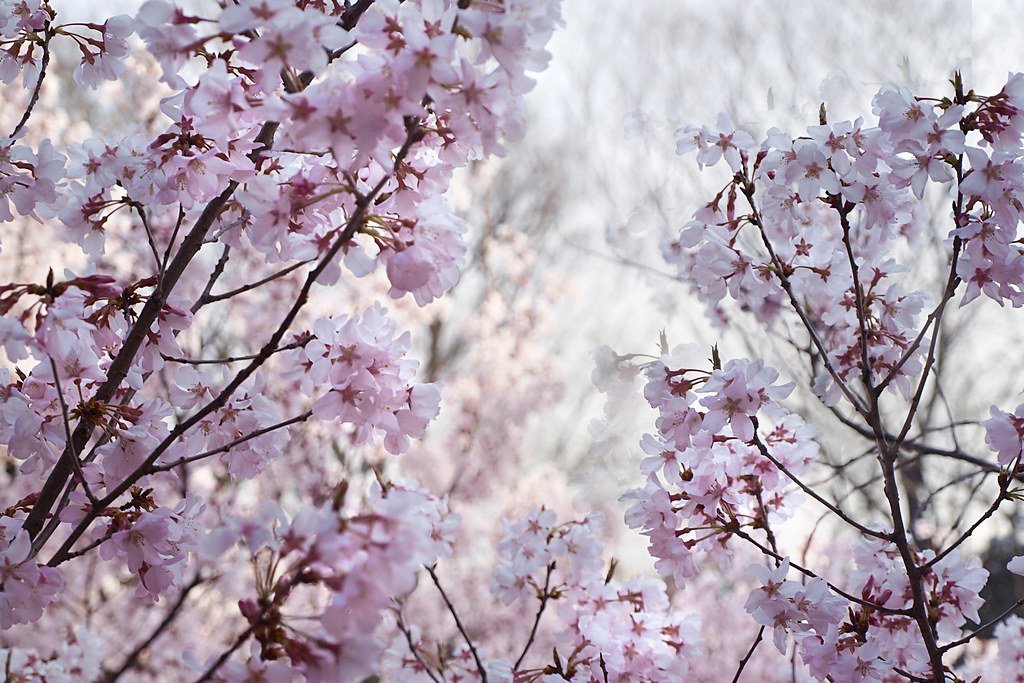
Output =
[
  {"x1": 589, "y1": 69, "x2": 1024, "y2": 682},
  {"x1": 0, "y1": 0, "x2": 587, "y2": 680}
]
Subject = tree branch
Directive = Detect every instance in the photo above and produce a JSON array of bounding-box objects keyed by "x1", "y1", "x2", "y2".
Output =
[{"x1": 427, "y1": 564, "x2": 488, "y2": 683}]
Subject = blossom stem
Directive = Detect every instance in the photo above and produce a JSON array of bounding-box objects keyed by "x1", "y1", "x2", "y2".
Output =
[
  {"x1": 427, "y1": 564, "x2": 489, "y2": 683},
  {"x1": 8, "y1": 22, "x2": 52, "y2": 140},
  {"x1": 514, "y1": 562, "x2": 556, "y2": 670}
]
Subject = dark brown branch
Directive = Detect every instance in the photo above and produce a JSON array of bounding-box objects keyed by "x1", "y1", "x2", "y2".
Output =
[
  {"x1": 514, "y1": 561, "x2": 555, "y2": 670},
  {"x1": 730, "y1": 625, "x2": 765, "y2": 683},
  {"x1": 340, "y1": 0, "x2": 376, "y2": 30},
  {"x1": 198, "y1": 260, "x2": 311, "y2": 307},
  {"x1": 23, "y1": 74, "x2": 295, "y2": 544},
  {"x1": 836, "y1": 198, "x2": 947, "y2": 679},
  {"x1": 878, "y1": 450, "x2": 947, "y2": 679},
  {"x1": 731, "y1": 488, "x2": 779, "y2": 683},
  {"x1": 890, "y1": 258, "x2": 960, "y2": 454},
  {"x1": 45, "y1": 124, "x2": 422, "y2": 566},
  {"x1": 21, "y1": 0, "x2": 378, "y2": 547},
  {"x1": 161, "y1": 205, "x2": 186, "y2": 271},
  {"x1": 427, "y1": 565, "x2": 488, "y2": 683},
  {"x1": 9, "y1": 23, "x2": 52, "y2": 139},
  {"x1": 100, "y1": 575, "x2": 206, "y2": 683},
  {"x1": 26, "y1": 175, "x2": 248, "y2": 546}
]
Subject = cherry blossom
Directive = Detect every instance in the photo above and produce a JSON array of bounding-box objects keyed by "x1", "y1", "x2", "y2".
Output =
[
  {"x1": 3, "y1": 3, "x2": 1024, "y2": 682},
  {"x1": 616, "y1": 70, "x2": 1024, "y2": 683},
  {"x1": 0, "y1": 522, "x2": 64, "y2": 628},
  {"x1": 0, "y1": 0, "x2": 568, "y2": 678}
]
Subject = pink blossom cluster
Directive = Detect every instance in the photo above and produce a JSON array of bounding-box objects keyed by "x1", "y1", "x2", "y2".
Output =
[
  {"x1": 623, "y1": 71, "x2": 1024, "y2": 683},
  {"x1": 0, "y1": 519, "x2": 63, "y2": 628},
  {"x1": 192, "y1": 483, "x2": 458, "y2": 682},
  {"x1": 990, "y1": 616, "x2": 1024, "y2": 683},
  {"x1": 128, "y1": 0, "x2": 557, "y2": 306},
  {"x1": 744, "y1": 538, "x2": 988, "y2": 681},
  {"x1": 5, "y1": 0, "x2": 1024, "y2": 679},
  {"x1": 0, "y1": 137, "x2": 62, "y2": 226},
  {"x1": 559, "y1": 574, "x2": 703, "y2": 683},
  {"x1": 286, "y1": 303, "x2": 441, "y2": 454},
  {"x1": 381, "y1": 195, "x2": 469, "y2": 306},
  {"x1": 1, "y1": 1, "x2": 133, "y2": 88},
  {"x1": 671, "y1": 109, "x2": 938, "y2": 403},
  {"x1": 493, "y1": 510, "x2": 703, "y2": 683},
  {"x1": 845, "y1": 540, "x2": 987, "y2": 674},
  {"x1": 0, "y1": 627, "x2": 102, "y2": 681},
  {"x1": 666, "y1": 77, "x2": 1024, "y2": 406},
  {"x1": 621, "y1": 347, "x2": 817, "y2": 584},
  {"x1": 381, "y1": 507, "x2": 706, "y2": 682},
  {"x1": 89, "y1": 493, "x2": 205, "y2": 601},
  {"x1": 0, "y1": 0, "x2": 565, "y2": 678},
  {"x1": 0, "y1": 273, "x2": 193, "y2": 474},
  {"x1": 491, "y1": 508, "x2": 604, "y2": 606}
]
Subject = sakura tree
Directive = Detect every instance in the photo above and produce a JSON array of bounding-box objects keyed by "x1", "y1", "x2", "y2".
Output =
[
  {"x1": 2, "y1": 0, "x2": 1024, "y2": 682},
  {"x1": 0, "y1": 0, "x2": 573, "y2": 679},
  {"x1": 594, "y1": 71, "x2": 1024, "y2": 681}
]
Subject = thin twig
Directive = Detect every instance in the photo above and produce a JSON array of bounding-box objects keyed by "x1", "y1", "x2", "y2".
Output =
[
  {"x1": 730, "y1": 626, "x2": 765, "y2": 683},
  {"x1": 57, "y1": 531, "x2": 112, "y2": 563},
  {"x1": 751, "y1": 432, "x2": 888, "y2": 540},
  {"x1": 395, "y1": 610, "x2": 443, "y2": 683},
  {"x1": 730, "y1": 526, "x2": 906, "y2": 615},
  {"x1": 161, "y1": 205, "x2": 186, "y2": 271},
  {"x1": 47, "y1": 358, "x2": 98, "y2": 504},
  {"x1": 161, "y1": 337, "x2": 308, "y2": 366},
  {"x1": 940, "y1": 595, "x2": 1024, "y2": 652},
  {"x1": 192, "y1": 622, "x2": 257, "y2": 683},
  {"x1": 426, "y1": 565, "x2": 488, "y2": 683},
  {"x1": 145, "y1": 411, "x2": 313, "y2": 477},
  {"x1": 923, "y1": 454, "x2": 1020, "y2": 570},
  {"x1": 199, "y1": 260, "x2": 311, "y2": 307},
  {"x1": 133, "y1": 201, "x2": 164, "y2": 282},
  {"x1": 192, "y1": 244, "x2": 231, "y2": 315},
  {"x1": 837, "y1": 206, "x2": 875, "y2": 392},
  {"x1": 100, "y1": 575, "x2": 206, "y2": 683},
  {"x1": 732, "y1": 488, "x2": 778, "y2": 683},
  {"x1": 9, "y1": 23, "x2": 52, "y2": 139},
  {"x1": 514, "y1": 562, "x2": 555, "y2": 670}
]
